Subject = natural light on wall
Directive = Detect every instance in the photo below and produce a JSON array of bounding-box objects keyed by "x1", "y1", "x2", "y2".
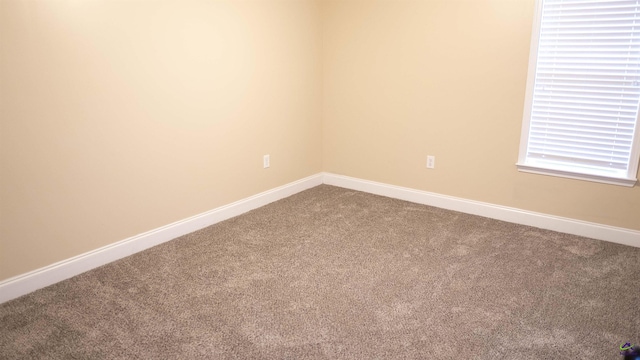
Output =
[{"x1": 518, "y1": 0, "x2": 640, "y2": 187}]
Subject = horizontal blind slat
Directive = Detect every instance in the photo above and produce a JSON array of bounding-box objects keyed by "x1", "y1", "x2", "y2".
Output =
[
  {"x1": 530, "y1": 134, "x2": 632, "y2": 146},
  {"x1": 538, "y1": 78, "x2": 640, "y2": 90},
  {"x1": 530, "y1": 138, "x2": 632, "y2": 152},
  {"x1": 532, "y1": 108, "x2": 639, "y2": 120},
  {"x1": 533, "y1": 97, "x2": 640, "y2": 108}
]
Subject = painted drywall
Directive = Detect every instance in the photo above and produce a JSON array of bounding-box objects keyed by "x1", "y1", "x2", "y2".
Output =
[
  {"x1": 2, "y1": 0, "x2": 639, "y2": 284},
  {"x1": 322, "y1": 0, "x2": 640, "y2": 231},
  {"x1": 0, "y1": 0, "x2": 322, "y2": 280}
]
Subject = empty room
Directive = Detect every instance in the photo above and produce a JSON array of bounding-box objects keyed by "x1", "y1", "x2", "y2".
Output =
[{"x1": 1, "y1": 0, "x2": 639, "y2": 358}]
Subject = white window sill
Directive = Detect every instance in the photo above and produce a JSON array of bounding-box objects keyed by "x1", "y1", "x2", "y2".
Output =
[{"x1": 516, "y1": 163, "x2": 637, "y2": 187}]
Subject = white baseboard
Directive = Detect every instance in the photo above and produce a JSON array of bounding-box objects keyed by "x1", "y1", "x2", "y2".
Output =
[
  {"x1": 0, "y1": 174, "x2": 323, "y2": 304},
  {"x1": 3, "y1": 171, "x2": 638, "y2": 304},
  {"x1": 322, "y1": 173, "x2": 640, "y2": 249}
]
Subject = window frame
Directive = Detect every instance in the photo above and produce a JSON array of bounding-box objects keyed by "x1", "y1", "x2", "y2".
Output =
[{"x1": 517, "y1": 0, "x2": 640, "y2": 187}]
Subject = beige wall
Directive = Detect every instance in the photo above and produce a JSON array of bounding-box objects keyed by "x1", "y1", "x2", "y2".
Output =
[
  {"x1": 322, "y1": 0, "x2": 640, "y2": 231},
  {"x1": 0, "y1": 0, "x2": 323, "y2": 280},
  {"x1": 2, "y1": 0, "x2": 639, "y2": 283}
]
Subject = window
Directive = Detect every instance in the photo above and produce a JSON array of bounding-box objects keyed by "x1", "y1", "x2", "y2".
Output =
[{"x1": 518, "y1": 0, "x2": 640, "y2": 187}]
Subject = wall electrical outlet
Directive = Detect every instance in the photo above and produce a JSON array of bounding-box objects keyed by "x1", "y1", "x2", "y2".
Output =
[
  {"x1": 263, "y1": 154, "x2": 270, "y2": 168},
  {"x1": 426, "y1": 155, "x2": 435, "y2": 169}
]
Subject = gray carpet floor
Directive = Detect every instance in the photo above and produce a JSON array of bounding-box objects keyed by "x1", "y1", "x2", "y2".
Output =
[{"x1": 1, "y1": 185, "x2": 639, "y2": 359}]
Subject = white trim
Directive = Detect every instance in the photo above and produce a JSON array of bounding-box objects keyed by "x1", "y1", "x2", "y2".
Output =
[
  {"x1": 3, "y1": 171, "x2": 638, "y2": 304},
  {"x1": 517, "y1": 0, "x2": 544, "y2": 167},
  {"x1": 516, "y1": 163, "x2": 637, "y2": 187},
  {"x1": 516, "y1": 162, "x2": 639, "y2": 188},
  {"x1": 322, "y1": 173, "x2": 640, "y2": 249},
  {"x1": 0, "y1": 174, "x2": 323, "y2": 304}
]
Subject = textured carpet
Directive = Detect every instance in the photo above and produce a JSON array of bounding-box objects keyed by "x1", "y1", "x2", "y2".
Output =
[{"x1": 1, "y1": 185, "x2": 639, "y2": 359}]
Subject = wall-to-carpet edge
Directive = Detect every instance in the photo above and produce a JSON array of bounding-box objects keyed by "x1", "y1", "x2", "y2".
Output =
[
  {"x1": 2, "y1": 172, "x2": 638, "y2": 304},
  {"x1": 0, "y1": 174, "x2": 323, "y2": 304},
  {"x1": 323, "y1": 173, "x2": 640, "y2": 249}
]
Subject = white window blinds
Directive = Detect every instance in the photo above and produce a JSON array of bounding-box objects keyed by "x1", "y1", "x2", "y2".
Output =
[{"x1": 518, "y1": 0, "x2": 640, "y2": 186}]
